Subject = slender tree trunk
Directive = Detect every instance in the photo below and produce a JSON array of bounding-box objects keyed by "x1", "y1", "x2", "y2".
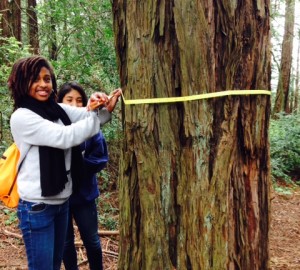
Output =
[
  {"x1": 289, "y1": 81, "x2": 294, "y2": 112},
  {"x1": 27, "y1": 0, "x2": 40, "y2": 54},
  {"x1": 113, "y1": 1, "x2": 271, "y2": 269},
  {"x1": 273, "y1": 0, "x2": 295, "y2": 115},
  {"x1": 295, "y1": 31, "x2": 300, "y2": 112},
  {"x1": 49, "y1": 19, "x2": 57, "y2": 60},
  {"x1": 47, "y1": 0, "x2": 57, "y2": 60}
]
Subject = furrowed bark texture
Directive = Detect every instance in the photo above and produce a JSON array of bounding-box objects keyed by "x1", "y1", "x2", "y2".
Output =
[{"x1": 113, "y1": 0, "x2": 271, "y2": 269}]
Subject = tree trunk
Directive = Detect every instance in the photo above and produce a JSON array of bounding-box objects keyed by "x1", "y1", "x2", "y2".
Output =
[
  {"x1": 0, "y1": 0, "x2": 10, "y2": 38},
  {"x1": 294, "y1": 31, "x2": 300, "y2": 112},
  {"x1": 27, "y1": 0, "x2": 40, "y2": 54},
  {"x1": 113, "y1": 1, "x2": 271, "y2": 269},
  {"x1": 47, "y1": 0, "x2": 58, "y2": 60},
  {"x1": 273, "y1": 0, "x2": 295, "y2": 115},
  {"x1": 0, "y1": 0, "x2": 21, "y2": 41},
  {"x1": 10, "y1": 0, "x2": 21, "y2": 41}
]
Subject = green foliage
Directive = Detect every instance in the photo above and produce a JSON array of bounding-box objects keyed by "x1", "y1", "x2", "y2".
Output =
[
  {"x1": 102, "y1": 109, "x2": 122, "y2": 142},
  {"x1": 97, "y1": 194, "x2": 119, "y2": 230},
  {"x1": 98, "y1": 213, "x2": 118, "y2": 230},
  {"x1": 272, "y1": 184, "x2": 294, "y2": 195},
  {"x1": 2, "y1": 208, "x2": 18, "y2": 225},
  {"x1": 270, "y1": 113, "x2": 300, "y2": 184},
  {"x1": 0, "y1": 36, "x2": 30, "y2": 152},
  {"x1": 98, "y1": 170, "x2": 111, "y2": 190},
  {"x1": 36, "y1": 0, "x2": 119, "y2": 92}
]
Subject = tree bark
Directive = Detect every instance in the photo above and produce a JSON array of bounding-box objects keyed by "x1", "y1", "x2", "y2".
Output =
[
  {"x1": 0, "y1": 0, "x2": 10, "y2": 38},
  {"x1": 27, "y1": 0, "x2": 40, "y2": 54},
  {"x1": 47, "y1": 0, "x2": 58, "y2": 60},
  {"x1": 113, "y1": 1, "x2": 271, "y2": 269},
  {"x1": 273, "y1": 0, "x2": 295, "y2": 115},
  {"x1": 0, "y1": 0, "x2": 21, "y2": 41},
  {"x1": 294, "y1": 31, "x2": 300, "y2": 112},
  {"x1": 10, "y1": 0, "x2": 21, "y2": 41}
]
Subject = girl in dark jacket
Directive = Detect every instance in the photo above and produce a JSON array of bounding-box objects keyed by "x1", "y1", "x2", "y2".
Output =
[{"x1": 57, "y1": 82, "x2": 121, "y2": 270}]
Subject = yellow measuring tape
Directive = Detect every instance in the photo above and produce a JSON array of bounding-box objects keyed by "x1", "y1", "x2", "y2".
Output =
[{"x1": 121, "y1": 90, "x2": 271, "y2": 105}]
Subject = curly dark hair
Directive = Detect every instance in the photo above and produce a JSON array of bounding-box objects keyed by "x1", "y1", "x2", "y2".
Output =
[
  {"x1": 57, "y1": 82, "x2": 88, "y2": 106},
  {"x1": 7, "y1": 55, "x2": 57, "y2": 110}
]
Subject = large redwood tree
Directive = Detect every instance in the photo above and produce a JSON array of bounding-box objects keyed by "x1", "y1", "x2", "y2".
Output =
[{"x1": 113, "y1": 1, "x2": 271, "y2": 269}]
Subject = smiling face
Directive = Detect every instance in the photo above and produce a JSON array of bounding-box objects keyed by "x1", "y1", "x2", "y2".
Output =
[
  {"x1": 62, "y1": 89, "x2": 84, "y2": 108},
  {"x1": 29, "y1": 67, "x2": 53, "y2": 101}
]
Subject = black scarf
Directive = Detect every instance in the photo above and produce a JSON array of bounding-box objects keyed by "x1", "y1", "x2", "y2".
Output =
[{"x1": 20, "y1": 96, "x2": 83, "y2": 196}]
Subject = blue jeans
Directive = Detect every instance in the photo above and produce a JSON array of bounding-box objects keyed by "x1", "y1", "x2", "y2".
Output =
[
  {"x1": 63, "y1": 200, "x2": 103, "y2": 270},
  {"x1": 17, "y1": 199, "x2": 69, "y2": 270}
]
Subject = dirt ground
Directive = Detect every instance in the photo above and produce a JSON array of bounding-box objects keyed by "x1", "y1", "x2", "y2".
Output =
[
  {"x1": 269, "y1": 187, "x2": 300, "y2": 270},
  {"x1": 0, "y1": 186, "x2": 299, "y2": 270}
]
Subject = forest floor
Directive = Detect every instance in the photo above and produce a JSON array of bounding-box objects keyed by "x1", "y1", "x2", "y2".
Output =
[{"x1": 0, "y1": 185, "x2": 299, "y2": 270}]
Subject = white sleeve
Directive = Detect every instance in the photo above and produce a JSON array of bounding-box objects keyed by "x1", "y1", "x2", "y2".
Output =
[
  {"x1": 11, "y1": 108, "x2": 101, "y2": 149},
  {"x1": 59, "y1": 103, "x2": 112, "y2": 125}
]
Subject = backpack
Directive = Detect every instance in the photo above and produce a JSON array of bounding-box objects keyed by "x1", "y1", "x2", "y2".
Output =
[{"x1": 0, "y1": 143, "x2": 20, "y2": 208}]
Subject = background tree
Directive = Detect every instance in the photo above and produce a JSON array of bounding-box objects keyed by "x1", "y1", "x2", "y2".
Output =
[
  {"x1": 47, "y1": 0, "x2": 58, "y2": 60},
  {"x1": 0, "y1": 0, "x2": 10, "y2": 38},
  {"x1": 27, "y1": 0, "x2": 40, "y2": 54},
  {"x1": 294, "y1": 30, "x2": 300, "y2": 112},
  {"x1": 113, "y1": 0, "x2": 271, "y2": 269},
  {"x1": 10, "y1": 0, "x2": 21, "y2": 42},
  {"x1": 273, "y1": 0, "x2": 296, "y2": 115},
  {"x1": 0, "y1": 0, "x2": 21, "y2": 41}
]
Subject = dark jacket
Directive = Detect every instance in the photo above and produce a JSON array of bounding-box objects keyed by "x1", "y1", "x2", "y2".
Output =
[{"x1": 70, "y1": 132, "x2": 108, "y2": 205}]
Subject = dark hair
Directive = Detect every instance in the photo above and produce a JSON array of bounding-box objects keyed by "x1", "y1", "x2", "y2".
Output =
[
  {"x1": 7, "y1": 55, "x2": 57, "y2": 110},
  {"x1": 57, "y1": 82, "x2": 88, "y2": 106}
]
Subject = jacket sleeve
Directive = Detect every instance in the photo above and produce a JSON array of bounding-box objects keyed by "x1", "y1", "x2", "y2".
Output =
[
  {"x1": 83, "y1": 132, "x2": 109, "y2": 174},
  {"x1": 59, "y1": 103, "x2": 112, "y2": 126}
]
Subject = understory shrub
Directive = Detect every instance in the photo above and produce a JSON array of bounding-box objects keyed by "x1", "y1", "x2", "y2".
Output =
[{"x1": 270, "y1": 112, "x2": 300, "y2": 185}]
